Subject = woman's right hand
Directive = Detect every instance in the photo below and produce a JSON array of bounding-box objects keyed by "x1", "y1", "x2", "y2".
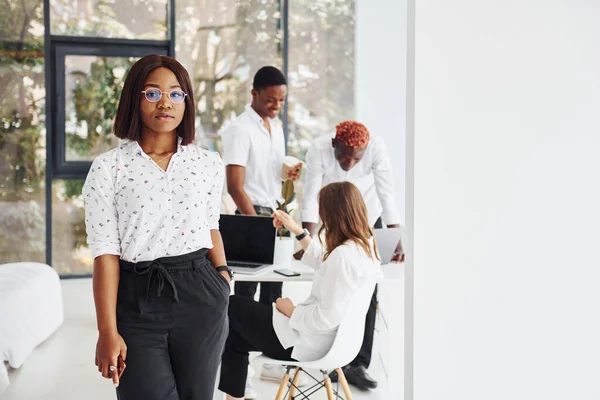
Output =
[
  {"x1": 95, "y1": 330, "x2": 127, "y2": 387},
  {"x1": 272, "y1": 210, "x2": 303, "y2": 236}
]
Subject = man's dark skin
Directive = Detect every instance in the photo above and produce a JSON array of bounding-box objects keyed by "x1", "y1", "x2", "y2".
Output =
[
  {"x1": 226, "y1": 84, "x2": 301, "y2": 214},
  {"x1": 294, "y1": 138, "x2": 404, "y2": 261}
]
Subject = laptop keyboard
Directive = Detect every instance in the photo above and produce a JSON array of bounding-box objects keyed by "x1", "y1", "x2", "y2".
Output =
[{"x1": 229, "y1": 262, "x2": 263, "y2": 269}]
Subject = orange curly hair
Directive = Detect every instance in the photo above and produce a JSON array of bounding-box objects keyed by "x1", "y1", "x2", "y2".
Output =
[{"x1": 335, "y1": 121, "x2": 370, "y2": 149}]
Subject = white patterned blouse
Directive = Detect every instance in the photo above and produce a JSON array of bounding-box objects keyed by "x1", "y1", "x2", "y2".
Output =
[{"x1": 82, "y1": 139, "x2": 225, "y2": 263}]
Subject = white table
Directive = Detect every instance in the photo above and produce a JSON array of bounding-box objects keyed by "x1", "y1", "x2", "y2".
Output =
[{"x1": 233, "y1": 259, "x2": 403, "y2": 283}]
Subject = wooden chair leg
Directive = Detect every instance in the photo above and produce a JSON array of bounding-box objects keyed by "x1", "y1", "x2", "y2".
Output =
[
  {"x1": 275, "y1": 371, "x2": 290, "y2": 400},
  {"x1": 335, "y1": 368, "x2": 353, "y2": 400},
  {"x1": 324, "y1": 376, "x2": 335, "y2": 400},
  {"x1": 288, "y1": 367, "x2": 302, "y2": 400}
]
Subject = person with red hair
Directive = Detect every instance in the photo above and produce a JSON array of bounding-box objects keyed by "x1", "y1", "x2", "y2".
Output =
[
  {"x1": 298, "y1": 120, "x2": 403, "y2": 390},
  {"x1": 333, "y1": 120, "x2": 371, "y2": 155}
]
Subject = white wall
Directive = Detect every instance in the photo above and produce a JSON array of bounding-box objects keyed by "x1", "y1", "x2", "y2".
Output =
[
  {"x1": 355, "y1": 3, "x2": 408, "y2": 398},
  {"x1": 355, "y1": 0, "x2": 407, "y2": 224},
  {"x1": 411, "y1": 1, "x2": 600, "y2": 399}
]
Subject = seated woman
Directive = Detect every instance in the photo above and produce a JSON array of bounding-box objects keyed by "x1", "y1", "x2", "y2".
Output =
[{"x1": 218, "y1": 181, "x2": 382, "y2": 400}]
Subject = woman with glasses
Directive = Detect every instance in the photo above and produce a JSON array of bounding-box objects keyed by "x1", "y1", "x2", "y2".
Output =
[{"x1": 83, "y1": 54, "x2": 233, "y2": 399}]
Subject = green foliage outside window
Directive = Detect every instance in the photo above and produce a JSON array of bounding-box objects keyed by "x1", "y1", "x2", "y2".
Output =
[{"x1": 66, "y1": 57, "x2": 135, "y2": 158}]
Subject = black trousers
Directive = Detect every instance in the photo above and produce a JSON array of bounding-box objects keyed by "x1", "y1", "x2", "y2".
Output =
[
  {"x1": 219, "y1": 295, "x2": 294, "y2": 398},
  {"x1": 351, "y1": 285, "x2": 377, "y2": 368},
  {"x1": 235, "y1": 205, "x2": 283, "y2": 305},
  {"x1": 234, "y1": 280, "x2": 282, "y2": 305},
  {"x1": 348, "y1": 217, "x2": 383, "y2": 368},
  {"x1": 116, "y1": 249, "x2": 230, "y2": 400}
]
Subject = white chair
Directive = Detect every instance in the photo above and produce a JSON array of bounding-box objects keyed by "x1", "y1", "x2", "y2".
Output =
[{"x1": 259, "y1": 279, "x2": 377, "y2": 400}]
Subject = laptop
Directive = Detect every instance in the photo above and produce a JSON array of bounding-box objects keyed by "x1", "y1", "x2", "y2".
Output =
[
  {"x1": 374, "y1": 227, "x2": 403, "y2": 264},
  {"x1": 220, "y1": 214, "x2": 276, "y2": 274}
]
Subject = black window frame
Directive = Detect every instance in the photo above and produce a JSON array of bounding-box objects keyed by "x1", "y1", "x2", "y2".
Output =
[{"x1": 51, "y1": 38, "x2": 171, "y2": 179}]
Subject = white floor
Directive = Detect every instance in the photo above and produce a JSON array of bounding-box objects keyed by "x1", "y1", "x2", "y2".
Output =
[{"x1": 2, "y1": 279, "x2": 380, "y2": 400}]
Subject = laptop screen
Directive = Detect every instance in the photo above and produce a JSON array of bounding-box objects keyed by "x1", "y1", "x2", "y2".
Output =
[
  {"x1": 374, "y1": 227, "x2": 403, "y2": 264},
  {"x1": 219, "y1": 214, "x2": 276, "y2": 264}
]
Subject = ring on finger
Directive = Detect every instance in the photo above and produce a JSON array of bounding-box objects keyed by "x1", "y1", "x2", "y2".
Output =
[{"x1": 109, "y1": 365, "x2": 116, "y2": 372}]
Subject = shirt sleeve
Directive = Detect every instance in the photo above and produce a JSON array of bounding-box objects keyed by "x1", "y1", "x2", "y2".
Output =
[
  {"x1": 289, "y1": 248, "x2": 362, "y2": 333},
  {"x1": 82, "y1": 158, "x2": 121, "y2": 258},
  {"x1": 207, "y1": 153, "x2": 225, "y2": 230},
  {"x1": 300, "y1": 239, "x2": 324, "y2": 269},
  {"x1": 371, "y1": 137, "x2": 401, "y2": 225},
  {"x1": 221, "y1": 124, "x2": 251, "y2": 167},
  {"x1": 301, "y1": 143, "x2": 324, "y2": 224}
]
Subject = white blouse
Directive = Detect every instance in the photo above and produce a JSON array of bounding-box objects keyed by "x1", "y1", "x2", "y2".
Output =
[
  {"x1": 82, "y1": 139, "x2": 225, "y2": 263},
  {"x1": 272, "y1": 238, "x2": 382, "y2": 361}
]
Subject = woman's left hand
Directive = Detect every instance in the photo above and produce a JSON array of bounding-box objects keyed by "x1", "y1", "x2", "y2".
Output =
[{"x1": 276, "y1": 297, "x2": 296, "y2": 318}]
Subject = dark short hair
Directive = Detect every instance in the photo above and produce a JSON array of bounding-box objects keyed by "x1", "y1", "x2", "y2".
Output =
[
  {"x1": 113, "y1": 54, "x2": 196, "y2": 145},
  {"x1": 252, "y1": 66, "x2": 287, "y2": 91}
]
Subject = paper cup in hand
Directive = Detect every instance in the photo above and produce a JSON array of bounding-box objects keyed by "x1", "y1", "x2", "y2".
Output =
[{"x1": 281, "y1": 156, "x2": 303, "y2": 180}]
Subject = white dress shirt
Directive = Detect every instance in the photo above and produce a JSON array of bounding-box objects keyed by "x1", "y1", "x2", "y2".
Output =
[
  {"x1": 272, "y1": 238, "x2": 382, "y2": 361},
  {"x1": 220, "y1": 104, "x2": 286, "y2": 208},
  {"x1": 302, "y1": 134, "x2": 401, "y2": 227},
  {"x1": 82, "y1": 139, "x2": 225, "y2": 263}
]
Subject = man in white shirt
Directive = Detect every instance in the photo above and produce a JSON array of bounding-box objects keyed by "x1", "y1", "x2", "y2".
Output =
[
  {"x1": 221, "y1": 66, "x2": 301, "y2": 305},
  {"x1": 299, "y1": 120, "x2": 403, "y2": 390}
]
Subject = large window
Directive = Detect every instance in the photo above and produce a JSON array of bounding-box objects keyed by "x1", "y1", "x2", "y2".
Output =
[
  {"x1": 63, "y1": 55, "x2": 135, "y2": 162},
  {"x1": 287, "y1": 0, "x2": 355, "y2": 159},
  {"x1": 50, "y1": 54, "x2": 138, "y2": 274},
  {"x1": 51, "y1": 179, "x2": 88, "y2": 274},
  {"x1": 51, "y1": 42, "x2": 166, "y2": 178},
  {"x1": 45, "y1": 0, "x2": 172, "y2": 276},
  {"x1": 176, "y1": 0, "x2": 355, "y2": 159},
  {"x1": 176, "y1": 0, "x2": 283, "y2": 152},
  {"x1": 50, "y1": 0, "x2": 168, "y2": 40},
  {"x1": 1, "y1": 0, "x2": 355, "y2": 276},
  {"x1": 0, "y1": 1, "x2": 46, "y2": 265}
]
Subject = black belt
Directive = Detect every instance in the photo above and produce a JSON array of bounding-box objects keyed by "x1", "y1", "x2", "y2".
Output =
[{"x1": 120, "y1": 248, "x2": 209, "y2": 314}]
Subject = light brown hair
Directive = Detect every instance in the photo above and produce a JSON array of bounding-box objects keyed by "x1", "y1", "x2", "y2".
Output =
[{"x1": 317, "y1": 181, "x2": 380, "y2": 261}]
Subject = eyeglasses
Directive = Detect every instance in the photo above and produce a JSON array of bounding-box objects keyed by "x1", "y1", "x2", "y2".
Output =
[{"x1": 141, "y1": 88, "x2": 187, "y2": 104}]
